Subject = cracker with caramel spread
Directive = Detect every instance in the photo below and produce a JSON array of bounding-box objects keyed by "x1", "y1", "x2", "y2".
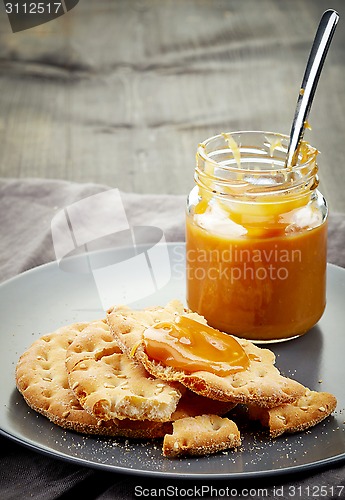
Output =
[{"x1": 106, "y1": 300, "x2": 306, "y2": 408}]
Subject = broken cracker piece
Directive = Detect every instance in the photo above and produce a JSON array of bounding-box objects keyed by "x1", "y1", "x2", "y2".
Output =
[
  {"x1": 162, "y1": 414, "x2": 241, "y2": 457},
  {"x1": 247, "y1": 388, "x2": 337, "y2": 438}
]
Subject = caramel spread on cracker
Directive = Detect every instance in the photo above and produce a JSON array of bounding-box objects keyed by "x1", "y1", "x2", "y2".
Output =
[{"x1": 143, "y1": 316, "x2": 249, "y2": 376}]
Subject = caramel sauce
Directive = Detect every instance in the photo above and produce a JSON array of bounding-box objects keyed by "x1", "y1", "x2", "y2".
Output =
[
  {"x1": 266, "y1": 135, "x2": 283, "y2": 157},
  {"x1": 186, "y1": 216, "x2": 327, "y2": 340},
  {"x1": 143, "y1": 316, "x2": 249, "y2": 376},
  {"x1": 221, "y1": 132, "x2": 241, "y2": 169},
  {"x1": 248, "y1": 353, "x2": 261, "y2": 362}
]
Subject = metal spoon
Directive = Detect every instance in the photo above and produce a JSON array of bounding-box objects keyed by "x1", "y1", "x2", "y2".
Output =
[{"x1": 285, "y1": 9, "x2": 339, "y2": 168}]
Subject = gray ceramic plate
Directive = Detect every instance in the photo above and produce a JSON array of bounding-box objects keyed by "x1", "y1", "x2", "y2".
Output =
[{"x1": 0, "y1": 243, "x2": 344, "y2": 479}]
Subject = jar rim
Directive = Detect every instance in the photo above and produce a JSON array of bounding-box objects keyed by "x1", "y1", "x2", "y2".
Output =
[
  {"x1": 197, "y1": 130, "x2": 318, "y2": 174},
  {"x1": 195, "y1": 131, "x2": 319, "y2": 199}
]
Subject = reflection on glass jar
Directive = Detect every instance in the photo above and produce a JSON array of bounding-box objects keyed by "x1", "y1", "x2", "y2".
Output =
[{"x1": 186, "y1": 131, "x2": 328, "y2": 342}]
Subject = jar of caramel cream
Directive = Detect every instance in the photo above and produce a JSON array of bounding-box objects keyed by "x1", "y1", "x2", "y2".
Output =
[{"x1": 186, "y1": 131, "x2": 328, "y2": 342}]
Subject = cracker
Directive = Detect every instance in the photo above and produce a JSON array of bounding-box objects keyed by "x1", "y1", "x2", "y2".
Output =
[
  {"x1": 106, "y1": 301, "x2": 305, "y2": 407},
  {"x1": 66, "y1": 320, "x2": 182, "y2": 422},
  {"x1": 162, "y1": 414, "x2": 241, "y2": 457},
  {"x1": 246, "y1": 388, "x2": 337, "y2": 438},
  {"x1": 15, "y1": 322, "x2": 172, "y2": 438}
]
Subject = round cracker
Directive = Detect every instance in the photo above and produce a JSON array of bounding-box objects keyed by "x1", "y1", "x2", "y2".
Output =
[{"x1": 15, "y1": 322, "x2": 171, "y2": 438}]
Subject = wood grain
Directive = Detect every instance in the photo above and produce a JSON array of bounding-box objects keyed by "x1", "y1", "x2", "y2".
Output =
[{"x1": 0, "y1": 0, "x2": 344, "y2": 211}]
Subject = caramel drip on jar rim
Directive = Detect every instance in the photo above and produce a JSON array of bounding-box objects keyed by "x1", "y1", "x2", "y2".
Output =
[{"x1": 143, "y1": 316, "x2": 249, "y2": 376}]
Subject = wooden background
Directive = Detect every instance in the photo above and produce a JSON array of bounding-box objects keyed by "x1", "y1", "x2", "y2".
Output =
[{"x1": 0, "y1": 0, "x2": 344, "y2": 211}]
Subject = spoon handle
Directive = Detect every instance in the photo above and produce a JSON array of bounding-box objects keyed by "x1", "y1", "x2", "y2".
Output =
[{"x1": 286, "y1": 9, "x2": 339, "y2": 168}]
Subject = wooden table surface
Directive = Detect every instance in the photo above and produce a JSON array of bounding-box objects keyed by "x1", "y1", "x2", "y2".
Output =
[{"x1": 0, "y1": 0, "x2": 344, "y2": 212}]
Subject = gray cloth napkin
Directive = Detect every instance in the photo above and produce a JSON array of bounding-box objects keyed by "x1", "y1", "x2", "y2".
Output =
[
  {"x1": 0, "y1": 178, "x2": 187, "y2": 282},
  {"x1": 0, "y1": 178, "x2": 344, "y2": 500}
]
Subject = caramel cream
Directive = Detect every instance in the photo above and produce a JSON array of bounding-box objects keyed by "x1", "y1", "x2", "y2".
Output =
[{"x1": 143, "y1": 316, "x2": 249, "y2": 376}]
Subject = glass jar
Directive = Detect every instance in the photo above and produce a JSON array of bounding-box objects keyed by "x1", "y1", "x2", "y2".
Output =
[{"x1": 186, "y1": 131, "x2": 328, "y2": 342}]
